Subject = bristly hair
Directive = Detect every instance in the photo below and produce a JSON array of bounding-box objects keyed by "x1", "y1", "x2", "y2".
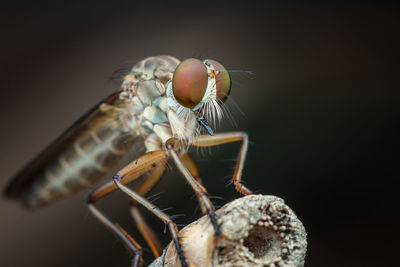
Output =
[
  {"x1": 218, "y1": 98, "x2": 237, "y2": 128},
  {"x1": 109, "y1": 61, "x2": 138, "y2": 82},
  {"x1": 167, "y1": 85, "x2": 226, "y2": 139},
  {"x1": 191, "y1": 60, "x2": 226, "y2": 131},
  {"x1": 199, "y1": 98, "x2": 224, "y2": 130}
]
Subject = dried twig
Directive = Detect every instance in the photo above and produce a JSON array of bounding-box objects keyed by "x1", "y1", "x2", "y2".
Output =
[{"x1": 149, "y1": 195, "x2": 307, "y2": 267}]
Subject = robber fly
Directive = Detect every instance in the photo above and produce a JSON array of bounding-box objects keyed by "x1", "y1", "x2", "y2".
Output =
[{"x1": 4, "y1": 55, "x2": 251, "y2": 267}]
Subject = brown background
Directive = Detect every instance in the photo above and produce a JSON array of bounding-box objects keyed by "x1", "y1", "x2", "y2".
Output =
[{"x1": 0, "y1": 2, "x2": 399, "y2": 267}]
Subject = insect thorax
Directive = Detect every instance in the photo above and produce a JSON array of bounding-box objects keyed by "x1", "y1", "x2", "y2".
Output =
[{"x1": 119, "y1": 56, "x2": 198, "y2": 152}]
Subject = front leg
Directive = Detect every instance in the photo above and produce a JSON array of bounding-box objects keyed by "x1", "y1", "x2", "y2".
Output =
[
  {"x1": 165, "y1": 138, "x2": 223, "y2": 237},
  {"x1": 179, "y1": 152, "x2": 208, "y2": 215},
  {"x1": 191, "y1": 132, "x2": 252, "y2": 195}
]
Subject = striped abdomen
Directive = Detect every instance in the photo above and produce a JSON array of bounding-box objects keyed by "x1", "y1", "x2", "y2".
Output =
[{"x1": 6, "y1": 93, "x2": 139, "y2": 208}]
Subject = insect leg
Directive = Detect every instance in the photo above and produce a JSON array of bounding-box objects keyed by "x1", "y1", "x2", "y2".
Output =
[
  {"x1": 87, "y1": 151, "x2": 167, "y2": 267},
  {"x1": 88, "y1": 203, "x2": 143, "y2": 267},
  {"x1": 129, "y1": 160, "x2": 167, "y2": 258},
  {"x1": 165, "y1": 139, "x2": 222, "y2": 238},
  {"x1": 130, "y1": 206, "x2": 163, "y2": 258},
  {"x1": 192, "y1": 132, "x2": 252, "y2": 195},
  {"x1": 179, "y1": 153, "x2": 207, "y2": 215},
  {"x1": 114, "y1": 174, "x2": 191, "y2": 267}
]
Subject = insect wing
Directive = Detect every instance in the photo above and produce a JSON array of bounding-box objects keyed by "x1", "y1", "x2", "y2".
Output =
[{"x1": 4, "y1": 90, "x2": 138, "y2": 208}]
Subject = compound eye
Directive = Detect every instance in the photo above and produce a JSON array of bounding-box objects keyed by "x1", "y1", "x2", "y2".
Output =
[
  {"x1": 208, "y1": 59, "x2": 231, "y2": 102},
  {"x1": 172, "y1": 58, "x2": 208, "y2": 109}
]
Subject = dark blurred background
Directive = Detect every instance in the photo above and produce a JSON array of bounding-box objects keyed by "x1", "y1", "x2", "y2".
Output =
[{"x1": 1, "y1": 1, "x2": 399, "y2": 267}]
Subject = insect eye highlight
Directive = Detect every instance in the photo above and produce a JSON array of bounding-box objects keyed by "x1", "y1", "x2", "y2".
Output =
[
  {"x1": 172, "y1": 58, "x2": 208, "y2": 109},
  {"x1": 208, "y1": 59, "x2": 231, "y2": 102}
]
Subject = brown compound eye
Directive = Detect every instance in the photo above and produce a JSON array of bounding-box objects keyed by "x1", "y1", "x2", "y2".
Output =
[
  {"x1": 208, "y1": 59, "x2": 231, "y2": 102},
  {"x1": 172, "y1": 58, "x2": 208, "y2": 109}
]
